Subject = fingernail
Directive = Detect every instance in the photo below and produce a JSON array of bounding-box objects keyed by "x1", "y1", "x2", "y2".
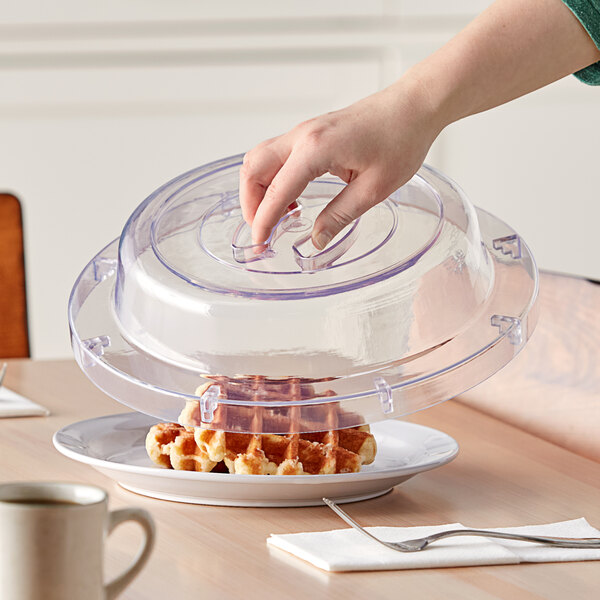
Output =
[{"x1": 313, "y1": 231, "x2": 332, "y2": 251}]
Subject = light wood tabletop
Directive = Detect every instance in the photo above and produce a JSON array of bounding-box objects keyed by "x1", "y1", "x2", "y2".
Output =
[
  {"x1": 1, "y1": 354, "x2": 599, "y2": 600},
  {"x1": 459, "y1": 272, "x2": 600, "y2": 462}
]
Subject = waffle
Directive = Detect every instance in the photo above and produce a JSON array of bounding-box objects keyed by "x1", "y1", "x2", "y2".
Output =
[
  {"x1": 178, "y1": 377, "x2": 365, "y2": 432},
  {"x1": 146, "y1": 377, "x2": 377, "y2": 475}
]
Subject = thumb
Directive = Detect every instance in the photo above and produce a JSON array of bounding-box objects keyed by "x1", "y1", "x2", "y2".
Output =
[{"x1": 311, "y1": 175, "x2": 380, "y2": 250}]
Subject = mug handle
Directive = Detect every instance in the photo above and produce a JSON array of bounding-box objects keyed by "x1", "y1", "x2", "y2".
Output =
[{"x1": 104, "y1": 508, "x2": 156, "y2": 600}]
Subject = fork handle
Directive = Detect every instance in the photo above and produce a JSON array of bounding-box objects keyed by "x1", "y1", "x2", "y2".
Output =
[{"x1": 427, "y1": 529, "x2": 600, "y2": 548}]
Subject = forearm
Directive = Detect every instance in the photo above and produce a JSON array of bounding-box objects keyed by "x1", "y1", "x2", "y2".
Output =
[{"x1": 401, "y1": 0, "x2": 600, "y2": 127}]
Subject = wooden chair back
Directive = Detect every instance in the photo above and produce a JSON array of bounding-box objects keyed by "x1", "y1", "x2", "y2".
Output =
[{"x1": 0, "y1": 193, "x2": 30, "y2": 358}]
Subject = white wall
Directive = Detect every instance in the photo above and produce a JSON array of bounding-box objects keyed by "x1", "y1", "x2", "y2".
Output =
[
  {"x1": 435, "y1": 77, "x2": 600, "y2": 281},
  {"x1": 0, "y1": 1, "x2": 598, "y2": 359}
]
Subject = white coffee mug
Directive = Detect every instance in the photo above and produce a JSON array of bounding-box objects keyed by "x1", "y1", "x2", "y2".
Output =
[{"x1": 0, "y1": 481, "x2": 155, "y2": 600}]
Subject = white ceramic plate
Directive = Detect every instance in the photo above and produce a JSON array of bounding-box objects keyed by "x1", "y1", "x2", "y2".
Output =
[{"x1": 53, "y1": 413, "x2": 458, "y2": 507}]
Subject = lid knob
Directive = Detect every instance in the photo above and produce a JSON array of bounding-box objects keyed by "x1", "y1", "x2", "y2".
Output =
[{"x1": 231, "y1": 203, "x2": 361, "y2": 272}]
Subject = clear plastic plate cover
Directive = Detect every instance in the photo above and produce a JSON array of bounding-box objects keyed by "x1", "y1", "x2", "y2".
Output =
[{"x1": 69, "y1": 154, "x2": 539, "y2": 433}]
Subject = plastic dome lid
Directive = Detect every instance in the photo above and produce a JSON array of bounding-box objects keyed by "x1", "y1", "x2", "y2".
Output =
[{"x1": 69, "y1": 154, "x2": 538, "y2": 433}]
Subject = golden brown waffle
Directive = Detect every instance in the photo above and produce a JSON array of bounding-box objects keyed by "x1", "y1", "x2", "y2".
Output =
[
  {"x1": 145, "y1": 422, "x2": 183, "y2": 468},
  {"x1": 179, "y1": 377, "x2": 365, "y2": 433},
  {"x1": 146, "y1": 376, "x2": 377, "y2": 475},
  {"x1": 146, "y1": 422, "x2": 376, "y2": 475}
]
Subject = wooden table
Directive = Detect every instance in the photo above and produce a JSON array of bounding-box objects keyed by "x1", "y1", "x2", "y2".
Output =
[
  {"x1": 459, "y1": 272, "x2": 600, "y2": 462},
  {"x1": 1, "y1": 358, "x2": 599, "y2": 600}
]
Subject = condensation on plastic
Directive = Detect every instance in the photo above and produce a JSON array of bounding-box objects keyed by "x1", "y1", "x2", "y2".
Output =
[{"x1": 68, "y1": 155, "x2": 538, "y2": 434}]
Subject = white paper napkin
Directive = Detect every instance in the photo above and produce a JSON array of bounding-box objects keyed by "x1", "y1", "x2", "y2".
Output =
[
  {"x1": 0, "y1": 386, "x2": 49, "y2": 418},
  {"x1": 267, "y1": 518, "x2": 600, "y2": 572}
]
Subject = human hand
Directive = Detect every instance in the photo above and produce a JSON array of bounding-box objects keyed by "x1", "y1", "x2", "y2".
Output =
[{"x1": 239, "y1": 79, "x2": 444, "y2": 250}]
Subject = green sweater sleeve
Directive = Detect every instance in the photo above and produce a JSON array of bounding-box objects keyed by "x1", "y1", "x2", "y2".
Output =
[{"x1": 562, "y1": 0, "x2": 600, "y2": 84}]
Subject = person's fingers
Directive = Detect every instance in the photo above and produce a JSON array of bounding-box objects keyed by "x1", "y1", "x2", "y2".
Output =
[
  {"x1": 311, "y1": 174, "x2": 385, "y2": 250},
  {"x1": 239, "y1": 140, "x2": 288, "y2": 225},
  {"x1": 251, "y1": 149, "x2": 323, "y2": 244}
]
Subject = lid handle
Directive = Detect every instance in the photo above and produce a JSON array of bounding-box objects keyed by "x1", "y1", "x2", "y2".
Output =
[
  {"x1": 231, "y1": 204, "x2": 361, "y2": 272},
  {"x1": 292, "y1": 218, "x2": 360, "y2": 272},
  {"x1": 231, "y1": 205, "x2": 303, "y2": 264}
]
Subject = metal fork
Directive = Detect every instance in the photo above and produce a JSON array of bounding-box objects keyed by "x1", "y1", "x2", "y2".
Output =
[{"x1": 322, "y1": 498, "x2": 600, "y2": 552}]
